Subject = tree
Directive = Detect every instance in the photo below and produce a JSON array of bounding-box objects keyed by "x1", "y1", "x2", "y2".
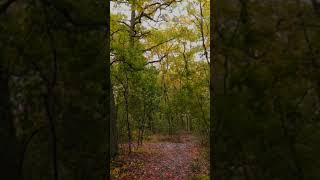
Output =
[{"x1": 111, "y1": 0, "x2": 210, "y2": 154}]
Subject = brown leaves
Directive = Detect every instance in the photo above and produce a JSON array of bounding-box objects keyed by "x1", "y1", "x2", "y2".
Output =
[{"x1": 110, "y1": 134, "x2": 209, "y2": 180}]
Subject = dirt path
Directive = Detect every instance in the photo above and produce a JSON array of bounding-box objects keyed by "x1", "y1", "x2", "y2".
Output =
[{"x1": 111, "y1": 133, "x2": 209, "y2": 180}]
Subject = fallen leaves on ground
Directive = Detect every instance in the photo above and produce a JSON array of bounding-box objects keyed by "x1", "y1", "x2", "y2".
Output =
[{"x1": 111, "y1": 133, "x2": 209, "y2": 180}]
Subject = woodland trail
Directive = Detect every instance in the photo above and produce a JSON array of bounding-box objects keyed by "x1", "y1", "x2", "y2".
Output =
[{"x1": 111, "y1": 133, "x2": 209, "y2": 180}]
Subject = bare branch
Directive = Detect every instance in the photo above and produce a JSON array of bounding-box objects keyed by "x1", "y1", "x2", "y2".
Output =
[
  {"x1": 111, "y1": 28, "x2": 129, "y2": 36},
  {"x1": 145, "y1": 54, "x2": 167, "y2": 65},
  {"x1": 142, "y1": 38, "x2": 175, "y2": 52},
  {"x1": 135, "y1": 0, "x2": 182, "y2": 26},
  {"x1": 117, "y1": 20, "x2": 131, "y2": 28}
]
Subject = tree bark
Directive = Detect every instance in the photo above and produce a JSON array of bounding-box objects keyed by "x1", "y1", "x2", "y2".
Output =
[
  {"x1": 110, "y1": 85, "x2": 118, "y2": 158},
  {"x1": 199, "y1": 0, "x2": 209, "y2": 65},
  {"x1": 123, "y1": 74, "x2": 132, "y2": 154}
]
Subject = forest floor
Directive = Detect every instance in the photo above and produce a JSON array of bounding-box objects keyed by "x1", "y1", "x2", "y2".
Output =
[{"x1": 111, "y1": 133, "x2": 209, "y2": 180}]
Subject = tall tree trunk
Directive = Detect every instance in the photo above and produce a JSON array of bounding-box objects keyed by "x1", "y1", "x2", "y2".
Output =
[
  {"x1": 110, "y1": 85, "x2": 118, "y2": 157},
  {"x1": 123, "y1": 75, "x2": 132, "y2": 154},
  {"x1": 187, "y1": 115, "x2": 192, "y2": 132},
  {"x1": 122, "y1": 0, "x2": 137, "y2": 154},
  {"x1": 199, "y1": 0, "x2": 209, "y2": 65},
  {"x1": 150, "y1": 116, "x2": 153, "y2": 133},
  {"x1": 138, "y1": 102, "x2": 146, "y2": 145},
  {"x1": 140, "y1": 116, "x2": 146, "y2": 145}
]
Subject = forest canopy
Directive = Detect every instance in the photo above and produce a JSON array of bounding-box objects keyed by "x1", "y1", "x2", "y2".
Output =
[
  {"x1": 110, "y1": 0, "x2": 210, "y2": 179},
  {"x1": 110, "y1": 0, "x2": 210, "y2": 151}
]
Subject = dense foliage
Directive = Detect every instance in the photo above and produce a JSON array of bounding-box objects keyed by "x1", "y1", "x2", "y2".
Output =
[{"x1": 110, "y1": 0, "x2": 210, "y2": 155}]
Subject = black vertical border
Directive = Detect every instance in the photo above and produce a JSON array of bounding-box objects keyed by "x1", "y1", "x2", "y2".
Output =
[{"x1": 210, "y1": 0, "x2": 216, "y2": 179}]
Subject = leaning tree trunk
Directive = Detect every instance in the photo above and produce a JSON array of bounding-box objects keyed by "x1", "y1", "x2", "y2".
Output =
[
  {"x1": 0, "y1": 65, "x2": 19, "y2": 180},
  {"x1": 110, "y1": 85, "x2": 118, "y2": 158}
]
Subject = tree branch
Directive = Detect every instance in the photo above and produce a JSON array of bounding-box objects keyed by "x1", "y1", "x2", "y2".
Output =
[
  {"x1": 142, "y1": 38, "x2": 175, "y2": 52},
  {"x1": 145, "y1": 54, "x2": 167, "y2": 65}
]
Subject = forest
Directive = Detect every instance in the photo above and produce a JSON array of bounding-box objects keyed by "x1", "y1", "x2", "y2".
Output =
[
  {"x1": 110, "y1": 0, "x2": 210, "y2": 179},
  {"x1": 1, "y1": 0, "x2": 320, "y2": 180}
]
